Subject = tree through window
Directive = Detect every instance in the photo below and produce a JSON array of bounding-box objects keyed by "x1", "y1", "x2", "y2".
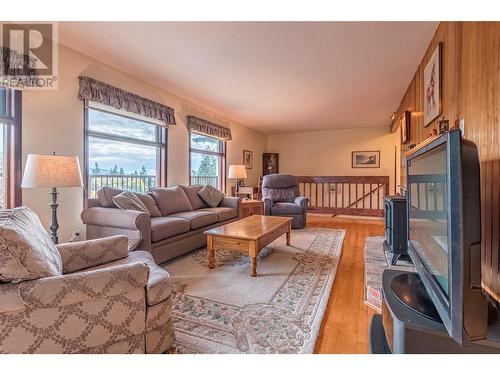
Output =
[{"x1": 189, "y1": 133, "x2": 225, "y2": 190}]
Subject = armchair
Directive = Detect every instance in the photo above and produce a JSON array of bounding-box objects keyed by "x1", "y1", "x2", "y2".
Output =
[
  {"x1": 262, "y1": 174, "x2": 309, "y2": 229},
  {"x1": 0, "y1": 234, "x2": 175, "y2": 354}
]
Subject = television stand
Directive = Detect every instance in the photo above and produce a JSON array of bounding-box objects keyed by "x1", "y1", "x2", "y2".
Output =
[{"x1": 369, "y1": 269, "x2": 500, "y2": 354}]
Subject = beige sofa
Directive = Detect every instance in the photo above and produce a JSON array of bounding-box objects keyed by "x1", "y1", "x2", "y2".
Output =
[
  {"x1": 0, "y1": 206, "x2": 174, "y2": 353},
  {"x1": 81, "y1": 185, "x2": 242, "y2": 264}
]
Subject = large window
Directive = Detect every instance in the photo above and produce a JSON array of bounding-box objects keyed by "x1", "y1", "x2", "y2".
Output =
[
  {"x1": 189, "y1": 132, "x2": 225, "y2": 190},
  {"x1": 0, "y1": 87, "x2": 21, "y2": 209},
  {"x1": 85, "y1": 105, "x2": 167, "y2": 198}
]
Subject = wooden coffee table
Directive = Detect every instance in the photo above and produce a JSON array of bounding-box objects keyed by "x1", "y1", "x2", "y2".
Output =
[{"x1": 204, "y1": 215, "x2": 292, "y2": 277}]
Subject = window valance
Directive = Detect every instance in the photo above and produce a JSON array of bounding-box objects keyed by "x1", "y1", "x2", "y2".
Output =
[
  {"x1": 187, "y1": 115, "x2": 232, "y2": 141},
  {"x1": 78, "y1": 76, "x2": 176, "y2": 125}
]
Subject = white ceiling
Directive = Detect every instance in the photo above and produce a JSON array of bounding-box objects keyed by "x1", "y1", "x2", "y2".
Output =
[{"x1": 59, "y1": 22, "x2": 438, "y2": 134}]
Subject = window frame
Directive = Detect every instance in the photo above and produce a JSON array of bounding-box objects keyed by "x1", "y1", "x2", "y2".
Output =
[
  {"x1": 83, "y1": 102, "x2": 168, "y2": 205},
  {"x1": 189, "y1": 131, "x2": 226, "y2": 192},
  {"x1": 0, "y1": 88, "x2": 22, "y2": 208}
]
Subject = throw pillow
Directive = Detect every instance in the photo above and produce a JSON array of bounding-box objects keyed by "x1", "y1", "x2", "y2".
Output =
[
  {"x1": 112, "y1": 191, "x2": 150, "y2": 214},
  {"x1": 0, "y1": 206, "x2": 63, "y2": 283},
  {"x1": 134, "y1": 192, "x2": 162, "y2": 217},
  {"x1": 198, "y1": 184, "x2": 225, "y2": 208},
  {"x1": 181, "y1": 185, "x2": 209, "y2": 210},
  {"x1": 97, "y1": 187, "x2": 124, "y2": 207},
  {"x1": 149, "y1": 186, "x2": 194, "y2": 216}
]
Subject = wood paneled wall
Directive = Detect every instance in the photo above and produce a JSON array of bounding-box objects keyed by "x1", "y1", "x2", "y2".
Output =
[{"x1": 392, "y1": 22, "x2": 500, "y2": 302}]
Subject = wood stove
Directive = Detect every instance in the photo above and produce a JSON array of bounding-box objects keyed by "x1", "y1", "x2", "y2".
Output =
[{"x1": 383, "y1": 195, "x2": 409, "y2": 265}]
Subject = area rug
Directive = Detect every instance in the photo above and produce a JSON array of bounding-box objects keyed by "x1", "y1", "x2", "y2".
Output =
[
  {"x1": 364, "y1": 236, "x2": 414, "y2": 312},
  {"x1": 162, "y1": 228, "x2": 345, "y2": 354}
]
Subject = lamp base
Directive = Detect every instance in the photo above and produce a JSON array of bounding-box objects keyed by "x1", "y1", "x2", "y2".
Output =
[{"x1": 49, "y1": 187, "x2": 59, "y2": 244}]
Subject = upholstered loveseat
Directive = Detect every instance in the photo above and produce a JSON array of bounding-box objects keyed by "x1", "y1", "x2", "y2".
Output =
[
  {"x1": 81, "y1": 185, "x2": 242, "y2": 264},
  {"x1": 0, "y1": 207, "x2": 174, "y2": 354}
]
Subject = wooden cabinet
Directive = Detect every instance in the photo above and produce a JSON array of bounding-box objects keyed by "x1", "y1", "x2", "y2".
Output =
[
  {"x1": 263, "y1": 153, "x2": 279, "y2": 176},
  {"x1": 241, "y1": 199, "x2": 264, "y2": 218}
]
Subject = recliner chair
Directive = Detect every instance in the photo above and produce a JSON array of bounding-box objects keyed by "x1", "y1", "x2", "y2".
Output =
[{"x1": 262, "y1": 174, "x2": 309, "y2": 229}]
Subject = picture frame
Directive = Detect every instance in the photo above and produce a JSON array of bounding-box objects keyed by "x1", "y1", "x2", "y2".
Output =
[
  {"x1": 438, "y1": 117, "x2": 449, "y2": 134},
  {"x1": 424, "y1": 43, "x2": 442, "y2": 127},
  {"x1": 401, "y1": 110, "x2": 410, "y2": 144},
  {"x1": 243, "y1": 149, "x2": 253, "y2": 169},
  {"x1": 352, "y1": 151, "x2": 380, "y2": 168}
]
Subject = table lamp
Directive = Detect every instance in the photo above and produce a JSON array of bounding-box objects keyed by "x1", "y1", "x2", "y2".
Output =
[
  {"x1": 228, "y1": 164, "x2": 247, "y2": 196},
  {"x1": 21, "y1": 153, "x2": 83, "y2": 244}
]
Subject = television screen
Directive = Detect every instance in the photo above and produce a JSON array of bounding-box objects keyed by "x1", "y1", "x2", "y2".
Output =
[{"x1": 408, "y1": 143, "x2": 448, "y2": 297}]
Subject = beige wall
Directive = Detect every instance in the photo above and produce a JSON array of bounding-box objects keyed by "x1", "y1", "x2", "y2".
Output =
[
  {"x1": 267, "y1": 127, "x2": 399, "y2": 194},
  {"x1": 22, "y1": 45, "x2": 267, "y2": 241}
]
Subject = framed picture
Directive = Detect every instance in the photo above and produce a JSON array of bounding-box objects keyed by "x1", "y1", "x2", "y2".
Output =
[
  {"x1": 424, "y1": 43, "x2": 442, "y2": 127},
  {"x1": 243, "y1": 149, "x2": 253, "y2": 169},
  {"x1": 401, "y1": 110, "x2": 410, "y2": 144},
  {"x1": 352, "y1": 151, "x2": 380, "y2": 168}
]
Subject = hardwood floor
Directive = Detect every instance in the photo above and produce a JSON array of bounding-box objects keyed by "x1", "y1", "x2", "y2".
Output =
[{"x1": 309, "y1": 215, "x2": 384, "y2": 354}]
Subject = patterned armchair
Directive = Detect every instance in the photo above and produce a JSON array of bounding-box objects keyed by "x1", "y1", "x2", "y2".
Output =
[
  {"x1": 262, "y1": 174, "x2": 309, "y2": 229},
  {"x1": 0, "y1": 207, "x2": 174, "y2": 354}
]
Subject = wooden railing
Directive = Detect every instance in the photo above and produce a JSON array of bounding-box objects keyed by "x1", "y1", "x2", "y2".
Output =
[
  {"x1": 89, "y1": 174, "x2": 157, "y2": 198},
  {"x1": 190, "y1": 175, "x2": 219, "y2": 187},
  {"x1": 297, "y1": 176, "x2": 390, "y2": 217}
]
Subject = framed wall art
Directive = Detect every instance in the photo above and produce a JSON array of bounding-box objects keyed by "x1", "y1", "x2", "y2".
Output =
[
  {"x1": 243, "y1": 149, "x2": 253, "y2": 169},
  {"x1": 352, "y1": 151, "x2": 380, "y2": 168},
  {"x1": 424, "y1": 43, "x2": 442, "y2": 127}
]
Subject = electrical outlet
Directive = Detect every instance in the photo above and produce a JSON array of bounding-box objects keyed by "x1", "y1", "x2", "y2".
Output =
[{"x1": 72, "y1": 230, "x2": 81, "y2": 237}]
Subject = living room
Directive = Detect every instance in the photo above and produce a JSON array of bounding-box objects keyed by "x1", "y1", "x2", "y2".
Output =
[{"x1": 1, "y1": 0, "x2": 500, "y2": 372}]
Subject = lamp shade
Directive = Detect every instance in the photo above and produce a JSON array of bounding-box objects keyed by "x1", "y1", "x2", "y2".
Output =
[
  {"x1": 21, "y1": 154, "x2": 84, "y2": 188},
  {"x1": 228, "y1": 164, "x2": 247, "y2": 179}
]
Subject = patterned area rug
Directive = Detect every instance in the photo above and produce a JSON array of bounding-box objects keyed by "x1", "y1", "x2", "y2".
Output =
[{"x1": 162, "y1": 228, "x2": 345, "y2": 354}]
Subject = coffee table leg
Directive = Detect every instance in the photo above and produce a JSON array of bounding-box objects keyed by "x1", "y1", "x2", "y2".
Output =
[
  {"x1": 208, "y1": 235, "x2": 215, "y2": 269},
  {"x1": 286, "y1": 221, "x2": 291, "y2": 246},
  {"x1": 249, "y1": 241, "x2": 257, "y2": 277},
  {"x1": 250, "y1": 257, "x2": 257, "y2": 277}
]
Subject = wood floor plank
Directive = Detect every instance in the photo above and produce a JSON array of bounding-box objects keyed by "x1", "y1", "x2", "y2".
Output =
[{"x1": 310, "y1": 215, "x2": 384, "y2": 354}]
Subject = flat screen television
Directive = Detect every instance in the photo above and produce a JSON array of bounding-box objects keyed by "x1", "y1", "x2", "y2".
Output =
[{"x1": 406, "y1": 129, "x2": 488, "y2": 345}]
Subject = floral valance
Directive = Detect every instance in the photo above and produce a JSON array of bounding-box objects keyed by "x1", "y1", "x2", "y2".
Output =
[
  {"x1": 187, "y1": 115, "x2": 232, "y2": 141},
  {"x1": 1, "y1": 46, "x2": 37, "y2": 80},
  {"x1": 78, "y1": 76, "x2": 176, "y2": 125}
]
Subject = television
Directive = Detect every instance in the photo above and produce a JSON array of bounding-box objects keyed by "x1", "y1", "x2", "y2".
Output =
[{"x1": 406, "y1": 129, "x2": 488, "y2": 345}]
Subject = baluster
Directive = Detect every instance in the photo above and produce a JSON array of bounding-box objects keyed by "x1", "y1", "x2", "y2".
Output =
[
  {"x1": 335, "y1": 183, "x2": 338, "y2": 208},
  {"x1": 369, "y1": 184, "x2": 373, "y2": 209},
  {"x1": 328, "y1": 183, "x2": 331, "y2": 208},
  {"x1": 433, "y1": 182, "x2": 437, "y2": 211},
  {"x1": 348, "y1": 183, "x2": 351, "y2": 208}
]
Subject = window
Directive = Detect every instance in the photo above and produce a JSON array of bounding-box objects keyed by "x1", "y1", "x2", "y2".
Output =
[
  {"x1": 189, "y1": 132, "x2": 226, "y2": 190},
  {"x1": 85, "y1": 105, "x2": 167, "y2": 198},
  {"x1": 0, "y1": 87, "x2": 21, "y2": 209}
]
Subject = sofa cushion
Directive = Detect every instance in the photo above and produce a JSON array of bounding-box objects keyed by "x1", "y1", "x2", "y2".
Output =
[
  {"x1": 97, "y1": 187, "x2": 124, "y2": 207},
  {"x1": 113, "y1": 191, "x2": 150, "y2": 213},
  {"x1": 169, "y1": 210, "x2": 218, "y2": 230},
  {"x1": 150, "y1": 216, "x2": 191, "y2": 242},
  {"x1": 149, "y1": 186, "x2": 193, "y2": 216},
  {"x1": 271, "y1": 202, "x2": 304, "y2": 215},
  {"x1": 0, "y1": 207, "x2": 63, "y2": 282},
  {"x1": 182, "y1": 185, "x2": 209, "y2": 210},
  {"x1": 198, "y1": 184, "x2": 225, "y2": 208},
  {"x1": 89, "y1": 250, "x2": 171, "y2": 307},
  {"x1": 135, "y1": 192, "x2": 162, "y2": 217},
  {"x1": 198, "y1": 207, "x2": 237, "y2": 222}
]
